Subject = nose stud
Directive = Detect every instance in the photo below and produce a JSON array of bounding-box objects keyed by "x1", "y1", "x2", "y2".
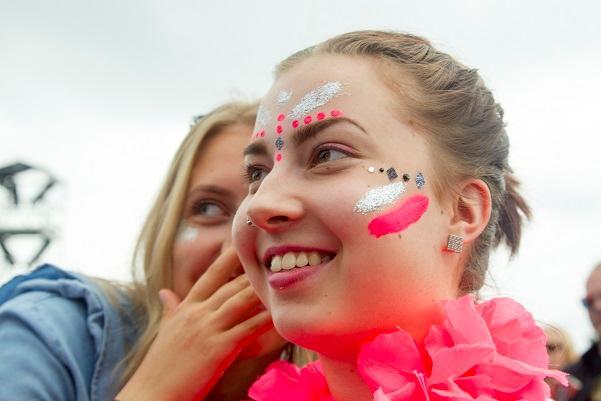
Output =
[{"x1": 246, "y1": 216, "x2": 254, "y2": 226}]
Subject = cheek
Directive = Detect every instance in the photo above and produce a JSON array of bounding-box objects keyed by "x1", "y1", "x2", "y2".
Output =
[
  {"x1": 232, "y1": 209, "x2": 270, "y2": 304},
  {"x1": 172, "y1": 233, "x2": 220, "y2": 296}
]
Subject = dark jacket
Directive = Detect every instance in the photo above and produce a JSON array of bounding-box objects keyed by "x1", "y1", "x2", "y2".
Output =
[{"x1": 566, "y1": 342, "x2": 601, "y2": 401}]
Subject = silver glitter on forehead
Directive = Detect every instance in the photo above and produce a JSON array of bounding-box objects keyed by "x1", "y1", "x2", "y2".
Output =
[
  {"x1": 176, "y1": 222, "x2": 198, "y2": 242},
  {"x1": 256, "y1": 104, "x2": 272, "y2": 127},
  {"x1": 276, "y1": 90, "x2": 293, "y2": 105},
  {"x1": 288, "y1": 81, "x2": 344, "y2": 119},
  {"x1": 354, "y1": 182, "x2": 406, "y2": 214}
]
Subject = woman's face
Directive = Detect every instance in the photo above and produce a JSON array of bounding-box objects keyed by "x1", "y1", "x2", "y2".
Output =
[
  {"x1": 233, "y1": 55, "x2": 462, "y2": 357},
  {"x1": 544, "y1": 328, "x2": 571, "y2": 369},
  {"x1": 172, "y1": 125, "x2": 250, "y2": 299}
]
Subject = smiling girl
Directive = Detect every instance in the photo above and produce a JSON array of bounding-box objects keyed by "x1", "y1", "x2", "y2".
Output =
[{"x1": 233, "y1": 31, "x2": 566, "y2": 401}]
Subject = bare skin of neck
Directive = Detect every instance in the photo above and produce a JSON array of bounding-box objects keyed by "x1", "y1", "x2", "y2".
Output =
[
  {"x1": 205, "y1": 347, "x2": 284, "y2": 401},
  {"x1": 320, "y1": 352, "x2": 373, "y2": 401}
]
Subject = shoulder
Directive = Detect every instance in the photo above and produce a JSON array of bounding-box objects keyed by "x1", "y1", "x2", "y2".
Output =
[
  {"x1": 565, "y1": 343, "x2": 601, "y2": 379},
  {"x1": 0, "y1": 264, "x2": 139, "y2": 401}
]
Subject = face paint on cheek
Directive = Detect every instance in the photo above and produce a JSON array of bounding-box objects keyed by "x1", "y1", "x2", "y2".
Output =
[
  {"x1": 415, "y1": 172, "x2": 426, "y2": 189},
  {"x1": 176, "y1": 222, "x2": 200, "y2": 242},
  {"x1": 368, "y1": 194, "x2": 430, "y2": 238},
  {"x1": 354, "y1": 182, "x2": 406, "y2": 214}
]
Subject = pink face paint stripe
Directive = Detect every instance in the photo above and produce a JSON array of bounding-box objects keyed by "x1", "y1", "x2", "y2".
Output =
[{"x1": 368, "y1": 194, "x2": 429, "y2": 238}]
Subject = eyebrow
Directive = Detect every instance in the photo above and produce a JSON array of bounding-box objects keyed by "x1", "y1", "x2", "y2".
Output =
[
  {"x1": 186, "y1": 185, "x2": 233, "y2": 199},
  {"x1": 291, "y1": 117, "x2": 367, "y2": 147},
  {"x1": 243, "y1": 141, "x2": 268, "y2": 157},
  {"x1": 242, "y1": 117, "x2": 368, "y2": 157},
  {"x1": 244, "y1": 117, "x2": 367, "y2": 156}
]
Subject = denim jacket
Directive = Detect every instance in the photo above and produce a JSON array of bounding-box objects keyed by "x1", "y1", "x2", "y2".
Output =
[{"x1": 0, "y1": 264, "x2": 138, "y2": 401}]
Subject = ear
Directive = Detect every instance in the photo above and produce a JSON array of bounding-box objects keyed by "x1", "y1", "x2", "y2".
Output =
[{"x1": 448, "y1": 179, "x2": 492, "y2": 245}]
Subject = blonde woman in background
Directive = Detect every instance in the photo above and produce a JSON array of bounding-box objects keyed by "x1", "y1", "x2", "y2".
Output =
[
  {"x1": 0, "y1": 101, "x2": 300, "y2": 401},
  {"x1": 544, "y1": 325, "x2": 578, "y2": 370},
  {"x1": 544, "y1": 325, "x2": 581, "y2": 401}
]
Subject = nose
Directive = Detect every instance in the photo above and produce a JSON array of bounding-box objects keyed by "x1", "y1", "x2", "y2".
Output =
[{"x1": 246, "y1": 170, "x2": 304, "y2": 232}]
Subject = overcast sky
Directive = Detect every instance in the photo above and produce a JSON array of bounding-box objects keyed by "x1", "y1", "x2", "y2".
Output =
[{"x1": 1, "y1": 0, "x2": 600, "y2": 351}]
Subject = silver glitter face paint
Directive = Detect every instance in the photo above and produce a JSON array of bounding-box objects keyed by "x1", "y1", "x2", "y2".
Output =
[
  {"x1": 354, "y1": 182, "x2": 407, "y2": 214},
  {"x1": 256, "y1": 104, "x2": 272, "y2": 127},
  {"x1": 288, "y1": 81, "x2": 344, "y2": 119},
  {"x1": 276, "y1": 90, "x2": 292, "y2": 105},
  {"x1": 415, "y1": 172, "x2": 426, "y2": 189},
  {"x1": 176, "y1": 222, "x2": 199, "y2": 242}
]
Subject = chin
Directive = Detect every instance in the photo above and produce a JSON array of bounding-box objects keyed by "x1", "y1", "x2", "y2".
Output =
[{"x1": 271, "y1": 309, "x2": 378, "y2": 359}]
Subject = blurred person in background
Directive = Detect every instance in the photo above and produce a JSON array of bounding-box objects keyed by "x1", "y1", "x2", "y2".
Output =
[
  {"x1": 564, "y1": 262, "x2": 601, "y2": 401},
  {"x1": 545, "y1": 324, "x2": 578, "y2": 370},
  {"x1": 0, "y1": 101, "x2": 308, "y2": 401},
  {"x1": 544, "y1": 324, "x2": 580, "y2": 401}
]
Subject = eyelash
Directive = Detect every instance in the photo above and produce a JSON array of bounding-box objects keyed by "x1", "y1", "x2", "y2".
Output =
[
  {"x1": 309, "y1": 145, "x2": 352, "y2": 167},
  {"x1": 243, "y1": 165, "x2": 269, "y2": 185},
  {"x1": 189, "y1": 200, "x2": 227, "y2": 218}
]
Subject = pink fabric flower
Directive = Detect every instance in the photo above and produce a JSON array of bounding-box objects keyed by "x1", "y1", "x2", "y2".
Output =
[
  {"x1": 359, "y1": 295, "x2": 568, "y2": 401},
  {"x1": 248, "y1": 360, "x2": 334, "y2": 401},
  {"x1": 248, "y1": 295, "x2": 567, "y2": 401}
]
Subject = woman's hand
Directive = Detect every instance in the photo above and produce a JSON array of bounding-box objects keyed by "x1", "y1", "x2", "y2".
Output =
[{"x1": 116, "y1": 248, "x2": 274, "y2": 401}]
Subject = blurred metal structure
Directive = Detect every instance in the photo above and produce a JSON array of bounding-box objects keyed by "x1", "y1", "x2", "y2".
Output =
[{"x1": 0, "y1": 161, "x2": 59, "y2": 270}]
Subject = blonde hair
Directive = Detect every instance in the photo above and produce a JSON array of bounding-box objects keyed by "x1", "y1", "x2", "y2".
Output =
[
  {"x1": 276, "y1": 30, "x2": 531, "y2": 293},
  {"x1": 542, "y1": 324, "x2": 578, "y2": 369},
  {"x1": 120, "y1": 101, "x2": 258, "y2": 383}
]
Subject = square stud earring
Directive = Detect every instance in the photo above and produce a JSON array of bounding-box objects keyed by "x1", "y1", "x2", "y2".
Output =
[{"x1": 446, "y1": 234, "x2": 464, "y2": 253}]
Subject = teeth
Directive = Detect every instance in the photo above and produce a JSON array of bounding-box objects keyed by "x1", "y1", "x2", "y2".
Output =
[
  {"x1": 270, "y1": 255, "x2": 282, "y2": 272},
  {"x1": 308, "y1": 251, "x2": 321, "y2": 266},
  {"x1": 282, "y1": 252, "x2": 296, "y2": 270},
  {"x1": 269, "y1": 251, "x2": 333, "y2": 272},
  {"x1": 296, "y1": 252, "x2": 308, "y2": 267}
]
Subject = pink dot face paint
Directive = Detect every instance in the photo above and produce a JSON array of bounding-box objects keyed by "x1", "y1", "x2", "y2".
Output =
[{"x1": 368, "y1": 194, "x2": 430, "y2": 238}]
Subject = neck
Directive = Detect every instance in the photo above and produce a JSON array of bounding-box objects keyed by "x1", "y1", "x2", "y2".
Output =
[
  {"x1": 205, "y1": 347, "x2": 284, "y2": 401},
  {"x1": 319, "y1": 352, "x2": 373, "y2": 401}
]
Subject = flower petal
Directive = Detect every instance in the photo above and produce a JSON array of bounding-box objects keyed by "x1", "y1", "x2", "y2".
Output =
[
  {"x1": 428, "y1": 344, "x2": 495, "y2": 385},
  {"x1": 358, "y1": 330, "x2": 425, "y2": 392}
]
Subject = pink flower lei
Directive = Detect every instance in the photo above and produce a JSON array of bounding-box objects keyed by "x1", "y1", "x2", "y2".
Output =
[{"x1": 248, "y1": 295, "x2": 567, "y2": 401}]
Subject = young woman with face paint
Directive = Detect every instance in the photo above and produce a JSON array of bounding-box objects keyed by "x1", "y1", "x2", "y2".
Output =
[
  {"x1": 233, "y1": 31, "x2": 567, "y2": 401},
  {"x1": 0, "y1": 102, "x2": 307, "y2": 401}
]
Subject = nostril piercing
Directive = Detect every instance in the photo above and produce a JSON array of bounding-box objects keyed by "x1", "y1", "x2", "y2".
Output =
[{"x1": 246, "y1": 216, "x2": 254, "y2": 226}]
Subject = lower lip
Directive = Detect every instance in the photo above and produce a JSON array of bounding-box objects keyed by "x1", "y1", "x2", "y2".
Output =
[{"x1": 267, "y1": 261, "x2": 329, "y2": 290}]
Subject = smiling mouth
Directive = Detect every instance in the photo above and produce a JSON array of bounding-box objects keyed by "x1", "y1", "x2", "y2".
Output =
[{"x1": 265, "y1": 250, "x2": 336, "y2": 273}]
